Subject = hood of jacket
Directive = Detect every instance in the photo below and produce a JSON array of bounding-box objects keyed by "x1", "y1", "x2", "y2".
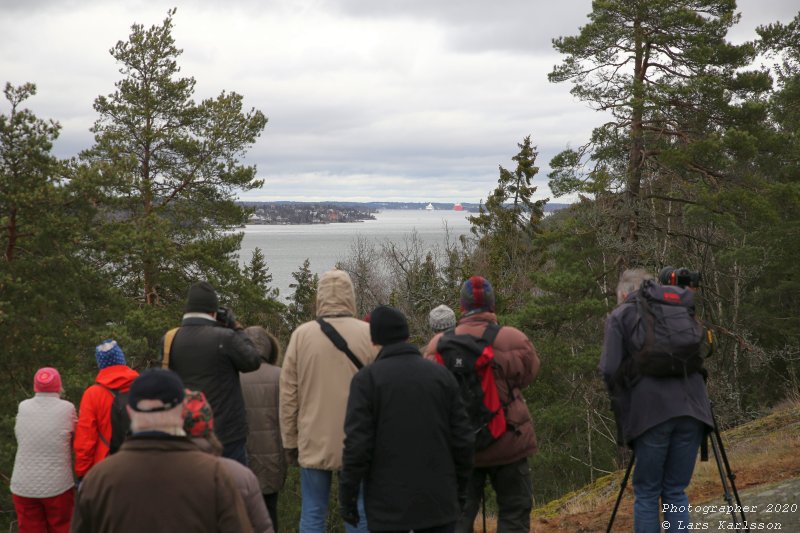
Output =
[
  {"x1": 95, "y1": 365, "x2": 140, "y2": 391},
  {"x1": 316, "y1": 270, "x2": 357, "y2": 318}
]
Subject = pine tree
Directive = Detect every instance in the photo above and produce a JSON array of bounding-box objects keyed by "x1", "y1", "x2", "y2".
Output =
[
  {"x1": 469, "y1": 135, "x2": 547, "y2": 312},
  {"x1": 548, "y1": 0, "x2": 762, "y2": 264},
  {"x1": 285, "y1": 259, "x2": 318, "y2": 331},
  {"x1": 83, "y1": 9, "x2": 268, "y2": 311}
]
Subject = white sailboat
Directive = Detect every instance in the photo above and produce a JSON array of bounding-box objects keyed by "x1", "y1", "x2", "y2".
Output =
[{"x1": 425, "y1": 202, "x2": 434, "y2": 210}]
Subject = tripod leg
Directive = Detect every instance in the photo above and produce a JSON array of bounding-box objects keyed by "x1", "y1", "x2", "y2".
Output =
[
  {"x1": 607, "y1": 453, "x2": 635, "y2": 533},
  {"x1": 710, "y1": 409, "x2": 748, "y2": 529},
  {"x1": 709, "y1": 432, "x2": 740, "y2": 526}
]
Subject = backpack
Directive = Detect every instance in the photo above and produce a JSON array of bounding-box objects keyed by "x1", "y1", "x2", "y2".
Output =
[
  {"x1": 619, "y1": 280, "x2": 705, "y2": 384},
  {"x1": 96, "y1": 384, "x2": 131, "y2": 455},
  {"x1": 435, "y1": 323, "x2": 506, "y2": 451}
]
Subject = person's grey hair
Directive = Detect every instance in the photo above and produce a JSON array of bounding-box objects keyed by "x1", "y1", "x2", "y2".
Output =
[
  {"x1": 616, "y1": 268, "x2": 654, "y2": 304},
  {"x1": 244, "y1": 325, "x2": 276, "y2": 364},
  {"x1": 128, "y1": 402, "x2": 186, "y2": 435}
]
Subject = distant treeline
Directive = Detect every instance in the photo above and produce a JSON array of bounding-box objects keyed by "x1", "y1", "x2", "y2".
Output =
[{"x1": 242, "y1": 202, "x2": 376, "y2": 225}]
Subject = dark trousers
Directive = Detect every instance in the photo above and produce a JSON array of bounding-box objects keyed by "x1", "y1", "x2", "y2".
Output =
[
  {"x1": 456, "y1": 457, "x2": 533, "y2": 533},
  {"x1": 263, "y1": 492, "x2": 278, "y2": 532},
  {"x1": 373, "y1": 522, "x2": 455, "y2": 533},
  {"x1": 221, "y1": 438, "x2": 248, "y2": 467}
]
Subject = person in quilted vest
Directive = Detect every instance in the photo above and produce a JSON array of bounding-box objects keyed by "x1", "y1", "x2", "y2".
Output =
[
  {"x1": 73, "y1": 340, "x2": 139, "y2": 480},
  {"x1": 241, "y1": 326, "x2": 286, "y2": 531},
  {"x1": 11, "y1": 367, "x2": 76, "y2": 533}
]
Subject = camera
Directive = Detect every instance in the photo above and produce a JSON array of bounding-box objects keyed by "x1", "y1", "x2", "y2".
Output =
[
  {"x1": 216, "y1": 307, "x2": 237, "y2": 329},
  {"x1": 658, "y1": 266, "x2": 701, "y2": 289}
]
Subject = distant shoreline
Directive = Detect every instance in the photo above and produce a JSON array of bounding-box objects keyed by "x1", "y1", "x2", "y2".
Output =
[{"x1": 238, "y1": 200, "x2": 569, "y2": 225}]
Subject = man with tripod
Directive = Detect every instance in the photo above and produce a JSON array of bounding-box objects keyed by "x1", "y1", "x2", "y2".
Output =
[{"x1": 600, "y1": 268, "x2": 713, "y2": 532}]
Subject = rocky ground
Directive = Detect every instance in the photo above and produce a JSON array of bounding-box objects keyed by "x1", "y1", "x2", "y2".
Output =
[{"x1": 476, "y1": 402, "x2": 800, "y2": 532}]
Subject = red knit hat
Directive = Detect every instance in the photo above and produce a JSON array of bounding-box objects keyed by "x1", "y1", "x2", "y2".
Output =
[{"x1": 34, "y1": 367, "x2": 62, "y2": 393}]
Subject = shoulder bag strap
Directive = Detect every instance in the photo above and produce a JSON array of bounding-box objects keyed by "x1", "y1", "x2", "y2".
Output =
[
  {"x1": 162, "y1": 327, "x2": 180, "y2": 369},
  {"x1": 94, "y1": 382, "x2": 117, "y2": 449},
  {"x1": 481, "y1": 323, "x2": 502, "y2": 345},
  {"x1": 317, "y1": 318, "x2": 364, "y2": 370}
]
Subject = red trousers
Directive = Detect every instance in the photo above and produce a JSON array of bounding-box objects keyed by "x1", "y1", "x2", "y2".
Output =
[{"x1": 13, "y1": 488, "x2": 75, "y2": 533}]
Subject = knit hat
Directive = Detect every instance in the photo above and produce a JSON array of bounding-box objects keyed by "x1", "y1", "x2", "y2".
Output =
[
  {"x1": 128, "y1": 369, "x2": 185, "y2": 412},
  {"x1": 460, "y1": 276, "x2": 496, "y2": 314},
  {"x1": 370, "y1": 305, "x2": 409, "y2": 346},
  {"x1": 185, "y1": 281, "x2": 219, "y2": 314},
  {"x1": 33, "y1": 367, "x2": 62, "y2": 393},
  {"x1": 429, "y1": 304, "x2": 456, "y2": 332},
  {"x1": 183, "y1": 389, "x2": 215, "y2": 438},
  {"x1": 95, "y1": 339, "x2": 126, "y2": 369}
]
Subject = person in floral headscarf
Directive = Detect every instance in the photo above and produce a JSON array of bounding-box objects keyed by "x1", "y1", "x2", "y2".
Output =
[{"x1": 183, "y1": 389, "x2": 274, "y2": 533}]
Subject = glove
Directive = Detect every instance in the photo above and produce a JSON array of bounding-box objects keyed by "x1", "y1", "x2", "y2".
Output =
[
  {"x1": 339, "y1": 505, "x2": 360, "y2": 527},
  {"x1": 285, "y1": 448, "x2": 299, "y2": 467},
  {"x1": 339, "y1": 498, "x2": 360, "y2": 527}
]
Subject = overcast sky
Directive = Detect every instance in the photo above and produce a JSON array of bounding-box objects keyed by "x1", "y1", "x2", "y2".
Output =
[{"x1": 2, "y1": 1, "x2": 797, "y2": 204}]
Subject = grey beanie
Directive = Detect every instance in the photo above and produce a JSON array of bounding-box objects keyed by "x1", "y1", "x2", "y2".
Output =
[{"x1": 429, "y1": 304, "x2": 456, "y2": 332}]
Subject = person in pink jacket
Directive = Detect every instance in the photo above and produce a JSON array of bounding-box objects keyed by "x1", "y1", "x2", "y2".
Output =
[{"x1": 11, "y1": 367, "x2": 76, "y2": 533}]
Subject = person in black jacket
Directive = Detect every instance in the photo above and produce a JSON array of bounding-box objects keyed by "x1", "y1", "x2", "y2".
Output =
[
  {"x1": 163, "y1": 281, "x2": 262, "y2": 465},
  {"x1": 340, "y1": 305, "x2": 474, "y2": 533}
]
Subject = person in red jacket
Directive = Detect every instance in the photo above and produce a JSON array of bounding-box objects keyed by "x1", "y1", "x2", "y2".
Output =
[{"x1": 73, "y1": 339, "x2": 139, "y2": 480}]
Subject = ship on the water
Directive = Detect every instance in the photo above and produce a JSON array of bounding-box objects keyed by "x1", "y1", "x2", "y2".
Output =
[
  {"x1": 425, "y1": 203, "x2": 434, "y2": 210},
  {"x1": 453, "y1": 202, "x2": 464, "y2": 211}
]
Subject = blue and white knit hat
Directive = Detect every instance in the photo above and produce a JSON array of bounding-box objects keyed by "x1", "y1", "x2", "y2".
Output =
[{"x1": 95, "y1": 339, "x2": 126, "y2": 369}]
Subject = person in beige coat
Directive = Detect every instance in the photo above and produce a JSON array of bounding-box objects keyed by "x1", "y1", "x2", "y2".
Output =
[
  {"x1": 279, "y1": 269, "x2": 376, "y2": 533},
  {"x1": 241, "y1": 326, "x2": 285, "y2": 531}
]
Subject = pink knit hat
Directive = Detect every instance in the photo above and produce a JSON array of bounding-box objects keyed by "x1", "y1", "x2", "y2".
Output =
[{"x1": 34, "y1": 367, "x2": 62, "y2": 393}]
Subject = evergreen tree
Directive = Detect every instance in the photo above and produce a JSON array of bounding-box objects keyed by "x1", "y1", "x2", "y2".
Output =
[
  {"x1": 469, "y1": 135, "x2": 547, "y2": 312},
  {"x1": 548, "y1": 0, "x2": 762, "y2": 264},
  {"x1": 285, "y1": 259, "x2": 318, "y2": 331},
  {"x1": 0, "y1": 82, "x2": 119, "y2": 398},
  {"x1": 83, "y1": 9, "x2": 267, "y2": 317}
]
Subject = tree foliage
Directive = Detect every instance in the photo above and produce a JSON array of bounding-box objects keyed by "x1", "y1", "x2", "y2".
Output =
[
  {"x1": 469, "y1": 135, "x2": 547, "y2": 312},
  {"x1": 549, "y1": 0, "x2": 767, "y2": 263},
  {"x1": 83, "y1": 8, "x2": 268, "y2": 313}
]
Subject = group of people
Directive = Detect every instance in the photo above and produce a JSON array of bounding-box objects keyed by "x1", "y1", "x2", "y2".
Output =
[{"x1": 10, "y1": 266, "x2": 713, "y2": 533}]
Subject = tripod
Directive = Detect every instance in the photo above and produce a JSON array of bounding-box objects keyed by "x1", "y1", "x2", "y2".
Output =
[{"x1": 606, "y1": 405, "x2": 747, "y2": 532}]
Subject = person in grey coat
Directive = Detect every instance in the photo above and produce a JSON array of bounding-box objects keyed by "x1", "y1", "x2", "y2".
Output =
[
  {"x1": 599, "y1": 268, "x2": 713, "y2": 533},
  {"x1": 241, "y1": 326, "x2": 286, "y2": 531}
]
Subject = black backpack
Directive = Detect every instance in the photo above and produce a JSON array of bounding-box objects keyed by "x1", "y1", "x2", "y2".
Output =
[
  {"x1": 435, "y1": 323, "x2": 506, "y2": 451},
  {"x1": 619, "y1": 280, "x2": 705, "y2": 384},
  {"x1": 96, "y1": 384, "x2": 131, "y2": 455}
]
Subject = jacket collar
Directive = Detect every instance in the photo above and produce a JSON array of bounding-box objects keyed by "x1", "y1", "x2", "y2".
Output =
[
  {"x1": 458, "y1": 311, "x2": 498, "y2": 325},
  {"x1": 377, "y1": 341, "x2": 421, "y2": 360},
  {"x1": 181, "y1": 316, "x2": 223, "y2": 327}
]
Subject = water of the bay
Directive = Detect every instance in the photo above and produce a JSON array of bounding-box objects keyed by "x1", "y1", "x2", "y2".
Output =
[{"x1": 239, "y1": 209, "x2": 473, "y2": 298}]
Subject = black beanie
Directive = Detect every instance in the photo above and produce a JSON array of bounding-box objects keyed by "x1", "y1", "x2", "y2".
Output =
[
  {"x1": 185, "y1": 281, "x2": 219, "y2": 314},
  {"x1": 370, "y1": 305, "x2": 409, "y2": 346}
]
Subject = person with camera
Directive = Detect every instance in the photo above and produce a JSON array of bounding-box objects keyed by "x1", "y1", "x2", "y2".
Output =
[
  {"x1": 600, "y1": 268, "x2": 713, "y2": 532},
  {"x1": 162, "y1": 281, "x2": 262, "y2": 466}
]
